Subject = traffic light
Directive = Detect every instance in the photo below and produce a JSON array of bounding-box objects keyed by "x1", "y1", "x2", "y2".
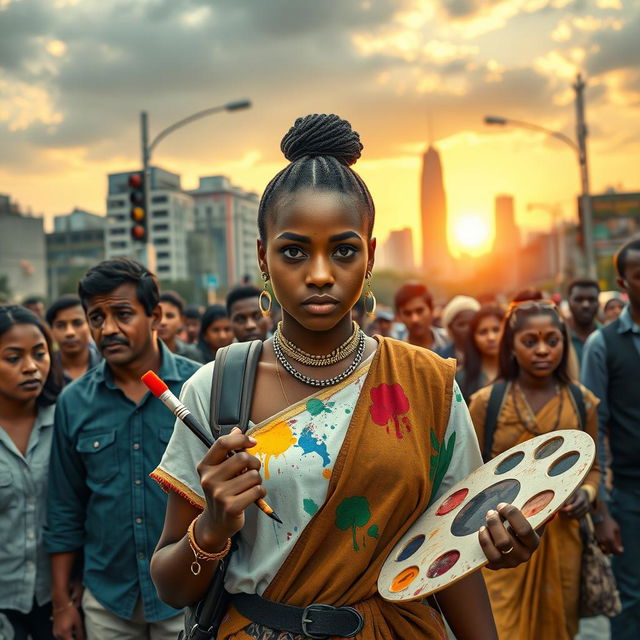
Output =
[{"x1": 129, "y1": 172, "x2": 147, "y2": 242}]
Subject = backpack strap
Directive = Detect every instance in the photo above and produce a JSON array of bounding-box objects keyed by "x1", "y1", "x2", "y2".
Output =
[
  {"x1": 209, "y1": 340, "x2": 263, "y2": 439},
  {"x1": 483, "y1": 381, "x2": 508, "y2": 463},
  {"x1": 567, "y1": 383, "x2": 586, "y2": 431}
]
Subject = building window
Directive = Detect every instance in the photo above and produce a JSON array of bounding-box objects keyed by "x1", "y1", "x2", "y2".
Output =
[
  {"x1": 156, "y1": 251, "x2": 170, "y2": 260},
  {"x1": 152, "y1": 195, "x2": 168, "y2": 204},
  {"x1": 154, "y1": 238, "x2": 169, "y2": 246},
  {"x1": 153, "y1": 209, "x2": 169, "y2": 218},
  {"x1": 110, "y1": 241, "x2": 127, "y2": 250},
  {"x1": 109, "y1": 227, "x2": 126, "y2": 236},
  {"x1": 153, "y1": 223, "x2": 169, "y2": 232},
  {"x1": 108, "y1": 198, "x2": 126, "y2": 208},
  {"x1": 158, "y1": 265, "x2": 170, "y2": 273}
]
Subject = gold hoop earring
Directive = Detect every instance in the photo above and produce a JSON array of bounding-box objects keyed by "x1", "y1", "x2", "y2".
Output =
[
  {"x1": 364, "y1": 273, "x2": 377, "y2": 318},
  {"x1": 259, "y1": 273, "x2": 272, "y2": 317}
]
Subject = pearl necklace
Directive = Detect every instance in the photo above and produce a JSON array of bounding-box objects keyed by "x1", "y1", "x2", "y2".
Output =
[
  {"x1": 273, "y1": 330, "x2": 366, "y2": 388},
  {"x1": 275, "y1": 321, "x2": 360, "y2": 367}
]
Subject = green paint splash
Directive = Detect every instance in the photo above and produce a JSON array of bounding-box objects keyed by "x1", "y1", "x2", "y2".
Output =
[
  {"x1": 303, "y1": 498, "x2": 319, "y2": 516},
  {"x1": 336, "y1": 496, "x2": 372, "y2": 551}
]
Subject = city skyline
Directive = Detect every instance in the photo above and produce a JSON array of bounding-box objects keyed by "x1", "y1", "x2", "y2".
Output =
[{"x1": 1, "y1": 1, "x2": 639, "y2": 260}]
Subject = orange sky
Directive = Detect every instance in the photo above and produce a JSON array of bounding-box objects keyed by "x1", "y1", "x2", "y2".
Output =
[{"x1": 1, "y1": 0, "x2": 639, "y2": 263}]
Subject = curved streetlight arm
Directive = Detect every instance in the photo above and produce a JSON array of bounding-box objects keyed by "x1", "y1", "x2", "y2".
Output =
[
  {"x1": 148, "y1": 99, "x2": 251, "y2": 156},
  {"x1": 484, "y1": 115, "x2": 580, "y2": 157}
]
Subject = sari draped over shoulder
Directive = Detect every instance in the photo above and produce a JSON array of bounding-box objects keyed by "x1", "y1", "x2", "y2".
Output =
[
  {"x1": 219, "y1": 337, "x2": 456, "y2": 640},
  {"x1": 468, "y1": 382, "x2": 601, "y2": 640}
]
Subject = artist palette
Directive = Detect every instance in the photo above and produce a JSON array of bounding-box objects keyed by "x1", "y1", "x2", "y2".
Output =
[{"x1": 378, "y1": 430, "x2": 595, "y2": 601}]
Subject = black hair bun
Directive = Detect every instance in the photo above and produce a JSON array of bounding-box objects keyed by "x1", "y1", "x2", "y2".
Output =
[{"x1": 281, "y1": 114, "x2": 363, "y2": 166}]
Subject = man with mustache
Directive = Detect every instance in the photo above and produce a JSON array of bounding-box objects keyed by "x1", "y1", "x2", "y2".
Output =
[{"x1": 44, "y1": 258, "x2": 200, "y2": 640}]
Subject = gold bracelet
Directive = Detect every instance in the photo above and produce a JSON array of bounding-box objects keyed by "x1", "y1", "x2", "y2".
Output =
[
  {"x1": 580, "y1": 483, "x2": 597, "y2": 504},
  {"x1": 51, "y1": 600, "x2": 74, "y2": 616},
  {"x1": 187, "y1": 516, "x2": 231, "y2": 576}
]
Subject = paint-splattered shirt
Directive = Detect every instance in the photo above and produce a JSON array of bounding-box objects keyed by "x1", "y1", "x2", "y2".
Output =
[{"x1": 152, "y1": 354, "x2": 481, "y2": 596}]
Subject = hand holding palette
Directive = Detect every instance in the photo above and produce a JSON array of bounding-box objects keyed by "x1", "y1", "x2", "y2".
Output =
[{"x1": 378, "y1": 430, "x2": 595, "y2": 601}]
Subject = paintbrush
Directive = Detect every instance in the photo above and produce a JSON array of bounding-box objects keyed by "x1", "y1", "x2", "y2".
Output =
[{"x1": 142, "y1": 370, "x2": 282, "y2": 524}]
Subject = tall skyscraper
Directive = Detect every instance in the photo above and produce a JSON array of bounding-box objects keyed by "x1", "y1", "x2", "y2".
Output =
[
  {"x1": 420, "y1": 146, "x2": 449, "y2": 274},
  {"x1": 493, "y1": 194, "x2": 520, "y2": 290},
  {"x1": 494, "y1": 195, "x2": 520, "y2": 255}
]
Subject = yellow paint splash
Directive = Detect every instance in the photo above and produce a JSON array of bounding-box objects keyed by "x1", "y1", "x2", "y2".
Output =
[{"x1": 247, "y1": 421, "x2": 297, "y2": 479}]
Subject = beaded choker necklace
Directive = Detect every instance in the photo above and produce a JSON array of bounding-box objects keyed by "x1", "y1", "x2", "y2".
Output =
[
  {"x1": 273, "y1": 329, "x2": 366, "y2": 388},
  {"x1": 275, "y1": 321, "x2": 360, "y2": 367}
]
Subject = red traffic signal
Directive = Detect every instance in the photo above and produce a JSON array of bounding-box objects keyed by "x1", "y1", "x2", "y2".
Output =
[{"x1": 129, "y1": 171, "x2": 147, "y2": 242}]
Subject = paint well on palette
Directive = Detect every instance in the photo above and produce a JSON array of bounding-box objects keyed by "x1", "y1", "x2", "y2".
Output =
[
  {"x1": 427, "y1": 550, "x2": 460, "y2": 578},
  {"x1": 522, "y1": 490, "x2": 555, "y2": 517},
  {"x1": 534, "y1": 436, "x2": 564, "y2": 459},
  {"x1": 548, "y1": 451, "x2": 580, "y2": 477},
  {"x1": 495, "y1": 451, "x2": 525, "y2": 475},
  {"x1": 436, "y1": 488, "x2": 469, "y2": 516},
  {"x1": 390, "y1": 566, "x2": 419, "y2": 593},
  {"x1": 396, "y1": 535, "x2": 425, "y2": 562},
  {"x1": 451, "y1": 478, "x2": 521, "y2": 537}
]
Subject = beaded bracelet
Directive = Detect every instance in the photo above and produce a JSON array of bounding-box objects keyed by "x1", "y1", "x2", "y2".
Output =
[
  {"x1": 187, "y1": 516, "x2": 231, "y2": 576},
  {"x1": 50, "y1": 600, "x2": 75, "y2": 620}
]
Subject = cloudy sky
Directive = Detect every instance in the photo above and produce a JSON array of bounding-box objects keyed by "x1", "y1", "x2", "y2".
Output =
[{"x1": 1, "y1": 0, "x2": 638, "y2": 256}]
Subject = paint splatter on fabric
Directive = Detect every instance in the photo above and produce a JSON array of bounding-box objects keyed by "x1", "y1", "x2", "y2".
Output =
[
  {"x1": 247, "y1": 421, "x2": 297, "y2": 479},
  {"x1": 306, "y1": 398, "x2": 335, "y2": 416},
  {"x1": 303, "y1": 498, "x2": 319, "y2": 516},
  {"x1": 369, "y1": 383, "x2": 412, "y2": 439},
  {"x1": 335, "y1": 496, "x2": 378, "y2": 551},
  {"x1": 430, "y1": 429, "x2": 457, "y2": 499},
  {"x1": 296, "y1": 426, "x2": 331, "y2": 467}
]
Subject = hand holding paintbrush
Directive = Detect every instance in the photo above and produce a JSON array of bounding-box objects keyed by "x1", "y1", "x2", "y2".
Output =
[{"x1": 142, "y1": 371, "x2": 282, "y2": 524}]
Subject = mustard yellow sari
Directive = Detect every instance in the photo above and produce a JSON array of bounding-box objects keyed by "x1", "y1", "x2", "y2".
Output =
[{"x1": 469, "y1": 382, "x2": 601, "y2": 640}]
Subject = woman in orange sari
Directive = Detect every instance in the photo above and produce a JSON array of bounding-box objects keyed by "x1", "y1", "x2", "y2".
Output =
[
  {"x1": 149, "y1": 114, "x2": 541, "y2": 640},
  {"x1": 469, "y1": 300, "x2": 601, "y2": 640}
]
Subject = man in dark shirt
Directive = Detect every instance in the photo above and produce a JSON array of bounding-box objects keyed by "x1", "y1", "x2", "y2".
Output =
[
  {"x1": 582, "y1": 238, "x2": 640, "y2": 640},
  {"x1": 567, "y1": 278, "x2": 600, "y2": 367},
  {"x1": 226, "y1": 285, "x2": 272, "y2": 343},
  {"x1": 157, "y1": 291, "x2": 203, "y2": 362},
  {"x1": 44, "y1": 258, "x2": 200, "y2": 640},
  {"x1": 46, "y1": 295, "x2": 101, "y2": 385}
]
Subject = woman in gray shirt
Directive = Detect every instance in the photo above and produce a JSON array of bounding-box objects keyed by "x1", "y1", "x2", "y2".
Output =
[{"x1": 0, "y1": 305, "x2": 63, "y2": 639}]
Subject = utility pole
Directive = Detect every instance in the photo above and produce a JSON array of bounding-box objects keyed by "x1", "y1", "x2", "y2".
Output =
[
  {"x1": 138, "y1": 111, "x2": 151, "y2": 269},
  {"x1": 574, "y1": 74, "x2": 597, "y2": 280}
]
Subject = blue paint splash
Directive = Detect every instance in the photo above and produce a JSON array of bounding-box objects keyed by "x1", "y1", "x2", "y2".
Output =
[{"x1": 296, "y1": 426, "x2": 331, "y2": 467}]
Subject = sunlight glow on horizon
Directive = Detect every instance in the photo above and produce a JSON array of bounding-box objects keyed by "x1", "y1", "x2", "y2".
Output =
[{"x1": 450, "y1": 213, "x2": 492, "y2": 257}]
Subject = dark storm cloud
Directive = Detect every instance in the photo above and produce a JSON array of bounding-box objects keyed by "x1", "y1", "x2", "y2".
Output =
[
  {"x1": 0, "y1": 0, "x2": 53, "y2": 72},
  {"x1": 586, "y1": 14, "x2": 640, "y2": 76},
  {"x1": 439, "y1": 0, "x2": 504, "y2": 19}
]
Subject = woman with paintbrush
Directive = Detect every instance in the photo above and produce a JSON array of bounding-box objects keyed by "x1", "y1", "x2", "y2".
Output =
[{"x1": 149, "y1": 114, "x2": 541, "y2": 639}]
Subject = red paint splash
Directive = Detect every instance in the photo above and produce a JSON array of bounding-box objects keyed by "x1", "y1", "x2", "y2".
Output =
[{"x1": 369, "y1": 383, "x2": 412, "y2": 439}]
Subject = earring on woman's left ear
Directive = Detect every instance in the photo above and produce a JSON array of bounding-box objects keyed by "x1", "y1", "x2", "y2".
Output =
[
  {"x1": 364, "y1": 272, "x2": 377, "y2": 318},
  {"x1": 259, "y1": 273, "x2": 273, "y2": 317}
]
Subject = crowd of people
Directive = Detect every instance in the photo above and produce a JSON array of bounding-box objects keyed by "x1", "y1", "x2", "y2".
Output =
[{"x1": 0, "y1": 112, "x2": 638, "y2": 640}]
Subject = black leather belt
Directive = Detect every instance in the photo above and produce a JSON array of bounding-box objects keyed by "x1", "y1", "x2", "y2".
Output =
[{"x1": 232, "y1": 593, "x2": 365, "y2": 639}]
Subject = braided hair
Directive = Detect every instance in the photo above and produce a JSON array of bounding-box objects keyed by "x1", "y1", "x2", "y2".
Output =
[{"x1": 258, "y1": 114, "x2": 375, "y2": 243}]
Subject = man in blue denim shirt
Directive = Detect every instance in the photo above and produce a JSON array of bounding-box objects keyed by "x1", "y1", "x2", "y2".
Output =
[{"x1": 44, "y1": 258, "x2": 200, "y2": 640}]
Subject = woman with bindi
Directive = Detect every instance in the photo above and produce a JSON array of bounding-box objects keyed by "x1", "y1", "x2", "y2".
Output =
[
  {"x1": 468, "y1": 300, "x2": 601, "y2": 640},
  {"x1": 0, "y1": 305, "x2": 63, "y2": 639},
  {"x1": 149, "y1": 114, "x2": 541, "y2": 640}
]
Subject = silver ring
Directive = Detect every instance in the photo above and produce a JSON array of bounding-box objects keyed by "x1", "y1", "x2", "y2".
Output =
[{"x1": 500, "y1": 545, "x2": 514, "y2": 555}]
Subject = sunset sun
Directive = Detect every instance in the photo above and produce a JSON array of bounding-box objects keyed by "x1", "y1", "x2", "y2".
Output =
[{"x1": 452, "y1": 214, "x2": 491, "y2": 256}]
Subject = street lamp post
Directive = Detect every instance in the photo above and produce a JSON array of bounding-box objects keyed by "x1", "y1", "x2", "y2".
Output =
[
  {"x1": 138, "y1": 99, "x2": 252, "y2": 267},
  {"x1": 484, "y1": 74, "x2": 596, "y2": 279}
]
